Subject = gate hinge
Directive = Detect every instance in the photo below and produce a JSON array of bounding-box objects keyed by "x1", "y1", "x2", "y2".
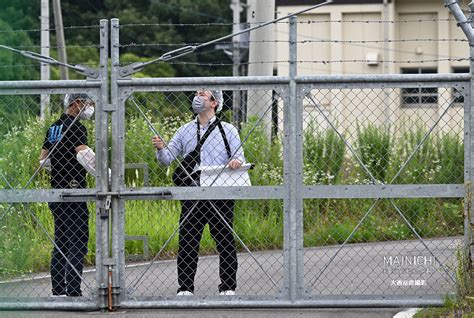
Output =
[{"x1": 465, "y1": 181, "x2": 472, "y2": 224}]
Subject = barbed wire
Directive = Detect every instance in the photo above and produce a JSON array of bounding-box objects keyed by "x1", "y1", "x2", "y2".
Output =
[
  {"x1": 119, "y1": 18, "x2": 463, "y2": 28},
  {"x1": 118, "y1": 37, "x2": 468, "y2": 48},
  {"x1": 119, "y1": 37, "x2": 468, "y2": 61},
  {"x1": 120, "y1": 22, "x2": 234, "y2": 28},
  {"x1": 274, "y1": 29, "x2": 468, "y2": 59},
  {"x1": 298, "y1": 58, "x2": 469, "y2": 64},
  {"x1": 119, "y1": 42, "x2": 234, "y2": 48},
  {"x1": 294, "y1": 18, "x2": 459, "y2": 24},
  {"x1": 0, "y1": 58, "x2": 468, "y2": 74},
  {"x1": 298, "y1": 38, "x2": 468, "y2": 44},
  {"x1": 0, "y1": 17, "x2": 464, "y2": 35},
  {"x1": 0, "y1": 25, "x2": 100, "y2": 34},
  {"x1": 1, "y1": 56, "x2": 467, "y2": 71},
  {"x1": 118, "y1": 57, "x2": 469, "y2": 67}
]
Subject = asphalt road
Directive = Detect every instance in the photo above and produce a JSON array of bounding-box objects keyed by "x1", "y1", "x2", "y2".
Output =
[
  {"x1": 0, "y1": 308, "x2": 404, "y2": 318},
  {"x1": 0, "y1": 237, "x2": 460, "y2": 301}
]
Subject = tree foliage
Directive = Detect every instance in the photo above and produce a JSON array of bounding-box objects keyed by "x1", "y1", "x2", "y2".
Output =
[
  {"x1": 0, "y1": 0, "x2": 234, "y2": 79},
  {"x1": 0, "y1": 0, "x2": 39, "y2": 33},
  {"x1": 0, "y1": 19, "x2": 38, "y2": 80}
]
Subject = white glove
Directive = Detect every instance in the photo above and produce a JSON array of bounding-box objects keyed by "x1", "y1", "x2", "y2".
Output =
[
  {"x1": 77, "y1": 147, "x2": 112, "y2": 183},
  {"x1": 39, "y1": 158, "x2": 51, "y2": 172},
  {"x1": 77, "y1": 147, "x2": 96, "y2": 175}
]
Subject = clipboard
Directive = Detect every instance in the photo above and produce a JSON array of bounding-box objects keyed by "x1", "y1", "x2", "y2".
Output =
[{"x1": 198, "y1": 163, "x2": 253, "y2": 187}]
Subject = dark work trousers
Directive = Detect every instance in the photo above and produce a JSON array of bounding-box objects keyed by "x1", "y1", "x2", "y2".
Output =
[
  {"x1": 48, "y1": 202, "x2": 89, "y2": 296},
  {"x1": 177, "y1": 200, "x2": 237, "y2": 293}
]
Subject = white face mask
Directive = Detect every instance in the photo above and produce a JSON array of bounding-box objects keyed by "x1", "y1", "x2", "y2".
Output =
[
  {"x1": 192, "y1": 95, "x2": 206, "y2": 114},
  {"x1": 79, "y1": 105, "x2": 95, "y2": 120}
]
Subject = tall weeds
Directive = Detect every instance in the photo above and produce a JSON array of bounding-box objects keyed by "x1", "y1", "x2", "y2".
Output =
[
  {"x1": 356, "y1": 123, "x2": 391, "y2": 183},
  {"x1": 303, "y1": 122, "x2": 345, "y2": 184}
]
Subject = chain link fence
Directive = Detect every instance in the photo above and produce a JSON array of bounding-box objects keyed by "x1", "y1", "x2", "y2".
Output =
[
  {"x1": 121, "y1": 89, "x2": 285, "y2": 298},
  {"x1": 298, "y1": 81, "x2": 466, "y2": 301},
  {"x1": 0, "y1": 90, "x2": 103, "y2": 309},
  {"x1": 0, "y1": 17, "x2": 471, "y2": 309}
]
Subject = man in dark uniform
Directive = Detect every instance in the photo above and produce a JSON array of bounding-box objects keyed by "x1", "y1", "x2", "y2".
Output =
[{"x1": 39, "y1": 93, "x2": 96, "y2": 297}]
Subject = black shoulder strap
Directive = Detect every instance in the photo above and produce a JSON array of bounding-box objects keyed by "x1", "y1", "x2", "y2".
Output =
[
  {"x1": 195, "y1": 119, "x2": 219, "y2": 151},
  {"x1": 217, "y1": 121, "x2": 232, "y2": 159}
]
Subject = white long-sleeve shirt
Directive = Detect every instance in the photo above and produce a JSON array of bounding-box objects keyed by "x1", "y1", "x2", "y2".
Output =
[{"x1": 156, "y1": 116, "x2": 245, "y2": 167}]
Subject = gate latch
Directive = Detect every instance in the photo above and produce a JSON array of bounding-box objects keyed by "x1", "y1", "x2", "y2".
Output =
[{"x1": 105, "y1": 195, "x2": 112, "y2": 210}]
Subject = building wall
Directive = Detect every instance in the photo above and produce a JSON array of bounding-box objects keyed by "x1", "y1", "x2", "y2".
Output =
[{"x1": 275, "y1": 0, "x2": 468, "y2": 138}]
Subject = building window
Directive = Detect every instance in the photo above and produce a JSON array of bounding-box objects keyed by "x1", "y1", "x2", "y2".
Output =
[
  {"x1": 452, "y1": 67, "x2": 469, "y2": 104},
  {"x1": 401, "y1": 68, "x2": 438, "y2": 107}
]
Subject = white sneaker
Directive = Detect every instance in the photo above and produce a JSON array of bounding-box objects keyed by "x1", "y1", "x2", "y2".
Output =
[
  {"x1": 177, "y1": 291, "x2": 193, "y2": 296},
  {"x1": 219, "y1": 290, "x2": 235, "y2": 296},
  {"x1": 49, "y1": 294, "x2": 67, "y2": 298}
]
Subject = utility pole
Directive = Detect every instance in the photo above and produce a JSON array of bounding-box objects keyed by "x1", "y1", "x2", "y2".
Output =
[
  {"x1": 246, "y1": 0, "x2": 275, "y2": 140},
  {"x1": 231, "y1": 0, "x2": 243, "y2": 125},
  {"x1": 52, "y1": 0, "x2": 69, "y2": 81},
  {"x1": 40, "y1": 0, "x2": 50, "y2": 119}
]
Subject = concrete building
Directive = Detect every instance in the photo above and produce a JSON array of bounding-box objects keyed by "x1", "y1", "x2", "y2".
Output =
[{"x1": 274, "y1": 0, "x2": 469, "y2": 136}]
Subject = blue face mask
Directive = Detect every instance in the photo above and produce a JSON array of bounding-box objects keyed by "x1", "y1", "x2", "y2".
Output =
[{"x1": 192, "y1": 95, "x2": 206, "y2": 114}]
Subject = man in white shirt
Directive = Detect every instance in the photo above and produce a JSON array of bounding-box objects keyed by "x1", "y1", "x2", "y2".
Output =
[{"x1": 152, "y1": 90, "x2": 244, "y2": 296}]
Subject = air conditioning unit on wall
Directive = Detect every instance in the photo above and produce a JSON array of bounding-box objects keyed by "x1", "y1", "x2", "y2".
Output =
[{"x1": 366, "y1": 52, "x2": 380, "y2": 66}]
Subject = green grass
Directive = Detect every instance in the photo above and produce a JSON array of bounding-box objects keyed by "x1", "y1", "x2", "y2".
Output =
[
  {"x1": 0, "y1": 115, "x2": 466, "y2": 279},
  {"x1": 414, "y1": 247, "x2": 473, "y2": 317}
]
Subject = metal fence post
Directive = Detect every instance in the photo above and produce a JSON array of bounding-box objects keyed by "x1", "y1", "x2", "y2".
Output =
[
  {"x1": 110, "y1": 18, "x2": 125, "y2": 307},
  {"x1": 95, "y1": 19, "x2": 110, "y2": 309},
  {"x1": 469, "y1": 2, "x2": 474, "y2": 291},
  {"x1": 284, "y1": 15, "x2": 304, "y2": 302}
]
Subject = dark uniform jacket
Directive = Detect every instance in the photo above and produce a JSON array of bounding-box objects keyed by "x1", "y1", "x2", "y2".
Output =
[{"x1": 42, "y1": 113, "x2": 88, "y2": 189}]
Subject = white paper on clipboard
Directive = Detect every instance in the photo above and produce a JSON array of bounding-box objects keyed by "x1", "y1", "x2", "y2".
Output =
[{"x1": 198, "y1": 163, "x2": 253, "y2": 187}]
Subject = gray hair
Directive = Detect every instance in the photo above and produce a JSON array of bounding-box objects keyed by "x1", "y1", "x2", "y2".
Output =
[{"x1": 210, "y1": 90, "x2": 224, "y2": 112}]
